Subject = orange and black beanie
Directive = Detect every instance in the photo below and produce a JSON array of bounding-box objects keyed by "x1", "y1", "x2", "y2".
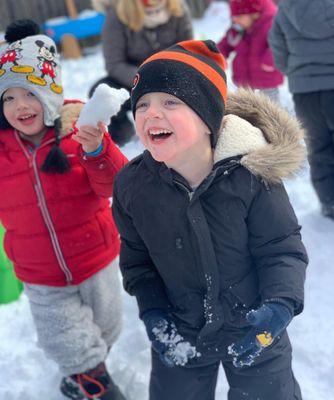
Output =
[{"x1": 131, "y1": 39, "x2": 227, "y2": 147}]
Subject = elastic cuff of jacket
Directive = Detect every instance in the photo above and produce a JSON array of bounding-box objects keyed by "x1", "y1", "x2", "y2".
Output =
[
  {"x1": 264, "y1": 297, "x2": 294, "y2": 317},
  {"x1": 84, "y1": 142, "x2": 103, "y2": 157}
]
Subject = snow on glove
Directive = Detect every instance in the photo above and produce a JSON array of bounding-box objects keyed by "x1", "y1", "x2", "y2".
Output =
[
  {"x1": 226, "y1": 23, "x2": 245, "y2": 47},
  {"x1": 142, "y1": 309, "x2": 198, "y2": 368},
  {"x1": 76, "y1": 84, "x2": 130, "y2": 129},
  {"x1": 228, "y1": 301, "x2": 293, "y2": 368}
]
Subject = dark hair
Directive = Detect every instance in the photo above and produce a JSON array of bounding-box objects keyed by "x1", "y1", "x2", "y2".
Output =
[
  {"x1": 41, "y1": 118, "x2": 71, "y2": 174},
  {"x1": 0, "y1": 98, "x2": 11, "y2": 129},
  {"x1": 5, "y1": 19, "x2": 40, "y2": 43}
]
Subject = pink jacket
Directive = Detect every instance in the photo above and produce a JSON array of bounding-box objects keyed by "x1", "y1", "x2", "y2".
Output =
[{"x1": 217, "y1": 0, "x2": 283, "y2": 89}]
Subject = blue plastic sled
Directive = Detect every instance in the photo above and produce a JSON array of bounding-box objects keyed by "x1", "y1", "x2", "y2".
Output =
[{"x1": 43, "y1": 11, "x2": 105, "y2": 43}]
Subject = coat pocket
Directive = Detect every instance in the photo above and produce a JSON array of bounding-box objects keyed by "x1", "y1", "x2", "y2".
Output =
[
  {"x1": 221, "y1": 270, "x2": 260, "y2": 328},
  {"x1": 170, "y1": 291, "x2": 205, "y2": 330}
]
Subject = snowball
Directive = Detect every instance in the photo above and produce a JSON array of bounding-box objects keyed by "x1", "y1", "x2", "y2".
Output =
[{"x1": 76, "y1": 84, "x2": 130, "y2": 128}]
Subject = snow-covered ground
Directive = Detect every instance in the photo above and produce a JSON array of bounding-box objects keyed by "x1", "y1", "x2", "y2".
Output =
[{"x1": 1, "y1": 2, "x2": 333, "y2": 399}]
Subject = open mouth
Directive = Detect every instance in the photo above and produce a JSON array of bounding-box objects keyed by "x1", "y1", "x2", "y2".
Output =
[
  {"x1": 148, "y1": 128, "x2": 173, "y2": 141},
  {"x1": 18, "y1": 114, "x2": 36, "y2": 124}
]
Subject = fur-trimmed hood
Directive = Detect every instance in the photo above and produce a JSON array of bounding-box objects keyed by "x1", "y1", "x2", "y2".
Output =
[{"x1": 214, "y1": 89, "x2": 306, "y2": 184}]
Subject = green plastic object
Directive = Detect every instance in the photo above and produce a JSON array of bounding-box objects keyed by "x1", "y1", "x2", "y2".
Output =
[{"x1": 0, "y1": 224, "x2": 23, "y2": 304}]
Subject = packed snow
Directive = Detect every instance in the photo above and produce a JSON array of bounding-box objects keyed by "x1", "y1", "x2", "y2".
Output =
[
  {"x1": 0, "y1": 2, "x2": 333, "y2": 399},
  {"x1": 76, "y1": 85, "x2": 130, "y2": 128}
]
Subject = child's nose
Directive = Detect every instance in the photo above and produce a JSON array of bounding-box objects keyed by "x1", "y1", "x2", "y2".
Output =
[
  {"x1": 16, "y1": 99, "x2": 28, "y2": 110},
  {"x1": 145, "y1": 105, "x2": 163, "y2": 120}
]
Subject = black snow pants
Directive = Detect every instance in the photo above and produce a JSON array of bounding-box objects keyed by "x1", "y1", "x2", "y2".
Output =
[
  {"x1": 293, "y1": 90, "x2": 334, "y2": 206},
  {"x1": 149, "y1": 330, "x2": 302, "y2": 400}
]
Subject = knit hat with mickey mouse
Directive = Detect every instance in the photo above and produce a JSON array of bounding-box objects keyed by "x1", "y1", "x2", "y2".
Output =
[
  {"x1": 230, "y1": 0, "x2": 264, "y2": 16},
  {"x1": 131, "y1": 39, "x2": 227, "y2": 147},
  {"x1": 0, "y1": 20, "x2": 70, "y2": 174},
  {"x1": 0, "y1": 19, "x2": 63, "y2": 127}
]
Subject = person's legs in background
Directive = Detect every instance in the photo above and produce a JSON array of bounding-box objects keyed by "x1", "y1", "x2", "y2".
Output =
[{"x1": 293, "y1": 90, "x2": 334, "y2": 218}]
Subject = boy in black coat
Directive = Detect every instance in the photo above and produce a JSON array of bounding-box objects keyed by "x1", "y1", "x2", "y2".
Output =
[{"x1": 112, "y1": 40, "x2": 308, "y2": 400}]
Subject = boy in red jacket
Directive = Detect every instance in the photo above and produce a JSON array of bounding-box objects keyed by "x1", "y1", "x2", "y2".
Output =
[
  {"x1": 217, "y1": 0, "x2": 283, "y2": 102},
  {"x1": 0, "y1": 20, "x2": 127, "y2": 400}
]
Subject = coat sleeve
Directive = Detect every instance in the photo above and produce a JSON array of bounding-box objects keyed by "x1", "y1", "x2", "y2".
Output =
[
  {"x1": 102, "y1": 8, "x2": 138, "y2": 89},
  {"x1": 255, "y1": 19, "x2": 278, "y2": 70},
  {"x1": 247, "y1": 181, "x2": 308, "y2": 315},
  {"x1": 268, "y1": 15, "x2": 289, "y2": 73},
  {"x1": 78, "y1": 133, "x2": 128, "y2": 198},
  {"x1": 112, "y1": 179, "x2": 171, "y2": 317}
]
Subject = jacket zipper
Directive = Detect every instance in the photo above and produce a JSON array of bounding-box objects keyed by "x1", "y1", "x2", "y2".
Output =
[{"x1": 16, "y1": 132, "x2": 73, "y2": 284}]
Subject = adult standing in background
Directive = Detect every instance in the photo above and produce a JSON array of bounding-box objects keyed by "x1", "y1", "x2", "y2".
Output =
[
  {"x1": 269, "y1": 0, "x2": 334, "y2": 219},
  {"x1": 90, "y1": 0, "x2": 193, "y2": 146}
]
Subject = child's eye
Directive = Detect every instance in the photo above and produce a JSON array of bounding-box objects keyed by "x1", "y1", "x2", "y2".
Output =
[
  {"x1": 165, "y1": 99, "x2": 180, "y2": 107},
  {"x1": 136, "y1": 102, "x2": 148, "y2": 110},
  {"x1": 27, "y1": 92, "x2": 35, "y2": 97},
  {"x1": 3, "y1": 96, "x2": 13, "y2": 102}
]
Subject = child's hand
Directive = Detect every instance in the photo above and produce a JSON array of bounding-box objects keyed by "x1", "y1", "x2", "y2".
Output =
[
  {"x1": 142, "y1": 309, "x2": 198, "y2": 367},
  {"x1": 72, "y1": 121, "x2": 106, "y2": 153},
  {"x1": 228, "y1": 301, "x2": 293, "y2": 368},
  {"x1": 226, "y1": 24, "x2": 245, "y2": 47}
]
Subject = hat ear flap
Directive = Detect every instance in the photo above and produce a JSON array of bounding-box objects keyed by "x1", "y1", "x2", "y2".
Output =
[{"x1": 41, "y1": 118, "x2": 71, "y2": 174}]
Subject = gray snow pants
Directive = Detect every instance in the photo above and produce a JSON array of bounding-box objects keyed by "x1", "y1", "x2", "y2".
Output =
[
  {"x1": 149, "y1": 331, "x2": 302, "y2": 400},
  {"x1": 293, "y1": 90, "x2": 334, "y2": 205},
  {"x1": 24, "y1": 260, "x2": 122, "y2": 376}
]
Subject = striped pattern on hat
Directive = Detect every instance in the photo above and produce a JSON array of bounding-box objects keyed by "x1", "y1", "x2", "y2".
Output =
[{"x1": 131, "y1": 39, "x2": 227, "y2": 147}]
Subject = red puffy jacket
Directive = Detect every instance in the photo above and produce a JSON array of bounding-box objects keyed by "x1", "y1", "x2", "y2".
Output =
[{"x1": 0, "y1": 101, "x2": 128, "y2": 286}]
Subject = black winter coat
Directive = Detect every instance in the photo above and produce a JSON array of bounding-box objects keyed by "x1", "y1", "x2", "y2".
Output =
[{"x1": 112, "y1": 90, "x2": 308, "y2": 365}]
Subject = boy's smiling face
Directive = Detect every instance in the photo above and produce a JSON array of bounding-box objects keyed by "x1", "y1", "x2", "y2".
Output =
[
  {"x1": 135, "y1": 92, "x2": 211, "y2": 169},
  {"x1": 3, "y1": 87, "x2": 46, "y2": 143}
]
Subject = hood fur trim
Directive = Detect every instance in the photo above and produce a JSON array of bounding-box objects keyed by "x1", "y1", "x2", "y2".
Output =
[
  {"x1": 218, "y1": 89, "x2": 306, "y2": 184},
  {"x1": 214, "y1": 114, "x2": 269, "y2": 163},
  {"x1": 59, "y1": 102, "x2": 84, "y2": 137}
]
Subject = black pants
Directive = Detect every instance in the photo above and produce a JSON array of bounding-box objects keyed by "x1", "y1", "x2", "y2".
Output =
[
  {"x1": 293, "y1": 90, "x2": 334, "y2": 205},
  {"x1": 88, "y1": 76, "x2": 135, "y2": 146},
  {"x1": 149, "y1": 332, "x2": 302, "y2": 400}
]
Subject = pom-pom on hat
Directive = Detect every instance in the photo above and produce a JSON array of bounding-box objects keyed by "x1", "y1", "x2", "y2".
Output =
[
  {"x1": 0, "y1": 19, "x2": 63, "y2": 127},
  {"x1": 230, "y1": 0, "x2": 263, "y2": 15},
  {"x1": 131, "y1": 39, "x2": 227, "y2": 147}
]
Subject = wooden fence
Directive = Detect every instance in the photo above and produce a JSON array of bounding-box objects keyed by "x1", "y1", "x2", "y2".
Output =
[{"x1": 0, "y1": 0, "x2": 92, "y2": 31}]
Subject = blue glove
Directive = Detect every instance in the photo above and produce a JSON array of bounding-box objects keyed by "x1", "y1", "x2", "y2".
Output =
[
  {"x1": 228, "y1": 301, "x2": 293, "y2": 368},
  {"x1": 142, "y1": 309, "x2": 197, "y2": 367}
]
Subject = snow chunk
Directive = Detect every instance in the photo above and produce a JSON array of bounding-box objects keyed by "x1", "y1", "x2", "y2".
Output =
[{"x1": 76, "y1": 84, "x2": 129, "y2": 128}]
